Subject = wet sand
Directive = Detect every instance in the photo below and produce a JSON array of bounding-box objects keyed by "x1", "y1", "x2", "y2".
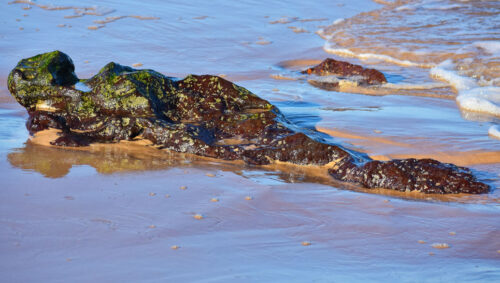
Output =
[{"x1": 1, "y1": 0, "x2": 499, "y2": 281}]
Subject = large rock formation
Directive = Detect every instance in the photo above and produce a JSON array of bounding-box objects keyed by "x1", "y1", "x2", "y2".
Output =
[{"x1": 7, "y1": 51, "x2": 489, "y2": 194}]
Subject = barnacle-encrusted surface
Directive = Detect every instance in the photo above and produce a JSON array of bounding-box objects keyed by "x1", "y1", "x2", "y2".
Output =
[{"x1": 7, "y1": 51, "x2": 489, "y2": 194}]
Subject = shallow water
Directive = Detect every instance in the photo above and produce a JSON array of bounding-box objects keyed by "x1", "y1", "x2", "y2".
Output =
[{"x1": 1, "y1": 0, "x2": 499, "y2": 281}]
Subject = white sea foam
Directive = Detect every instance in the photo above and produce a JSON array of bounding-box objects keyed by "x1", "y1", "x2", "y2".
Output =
[
  {"x1": 488, "y1": 125, "x2": 500, "y2": 140},
  {"x1": 457, "y1": 87, "x2": 500, "y2": 117},
  {"x1": 430, "y1": 60, "x2": 476, "y2": 91},
  {"x1": 395, "y1": 5, "x2": 412, "y2": 11},
  {"x1": 430, "y1": 60, "x2": 500, "y2": 117},
  {"x1": 323, "y1": 43, "x2": 434, "y2": 68},
  {"x1": 315, "y1": 29, "x2": 330, "y2": 40},
  {"x1": 332, "y1": 18, "x2": 345, "y2": 25}
]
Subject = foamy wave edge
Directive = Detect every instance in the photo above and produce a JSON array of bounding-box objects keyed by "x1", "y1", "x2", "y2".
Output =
[
  {"x1": 323, "y1": 43, "x2": 435, "y2": 68},
  {"x1": 431, "y1": 60, "x2": 500, "y2": 118}
]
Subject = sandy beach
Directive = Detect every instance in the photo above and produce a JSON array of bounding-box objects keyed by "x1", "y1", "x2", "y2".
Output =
[{"x1": 1, "y1": 0, "x2": 499, "y2": 282}]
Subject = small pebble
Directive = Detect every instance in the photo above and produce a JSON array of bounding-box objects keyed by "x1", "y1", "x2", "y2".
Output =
[
  {"x1": 272, "y1": 88, "x2": 279, "y2": 92},
  {"x1": 256, "y1": 40, "x2": 272, "y2": 45},
  {"x1": 245, "y1": 196, "x2": 253, "y2": 200},
  {"x1": 64, "y1": 196, "x2": 74, "y2": 200},
  {"x1": 449, "y1": 232, "x2": 456, "y2": 236},
  {"x1": 383, "y1": 199, "x2": 390, "y2": 203},
  {"x1": 210, "y1": 198, "x2": 219, "y2": 202},
  {"x1": 165, "y1": 194, "x2": 170, "y2": 198},
  {"x1": 57, "y1": 24, "x2": 66, "y2": 27},
  {"x1": 429, "y1": 252, "x2": 435, "y2": 256},
  {"x1": 193, "y1": 214, "x2": 203, "y2": 220},
  {"x1": 84, "y1": 60, "x2": 89, "y2": 64},
  {"x1": 132, "y1": 63, "x2": 143, "y2": 67},
  {"x1": 19, "y1": 27, "x2": 24, "y2": 30},
  {"x1": 149, "y1": 225, "x2": 156, "y2": 229},
  {"x1": 171, "y1": 245, "x2": 180, "y2": 250},
  {"x1": 302, "y1": 241, "x2": 311, "y2": 246},
  {"x1": 418, "y1": 240, "x2": 426, "y2": 244},
  {"x1": 149, "y1": 192, "x2": 156, "y2": 196},
  {"x1": 180, "y1": 186, "x2": 187, "y2": 190},
  {"x1": 206, "y1": 173, "x2": 215, "y2": 177},
  {"x1": 373, "y1": 129, "x2": 383, "y2": 134},
  {"x1": 431, "y1": 243, "x2": 450, "y2": 249},
  {"x1": 497, "y1": 250, "x2": 500, "y2": 254}
]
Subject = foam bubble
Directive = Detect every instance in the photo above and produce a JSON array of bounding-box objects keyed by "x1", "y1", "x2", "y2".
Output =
[
  {"x1": 457, "y1": 87, "x2": 500, "y2": 117},
  {"x1": 332, "y1": 18, "x2": 345, "y2": 25},
  {"x1": 488, "y1": 125, "x2": 500, "y2": 140}
]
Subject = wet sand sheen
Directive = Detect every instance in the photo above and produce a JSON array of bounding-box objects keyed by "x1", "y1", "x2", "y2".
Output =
[
  {"x1": 316, "y1": 126, "x2": 500, "y2": 166},
  {"x1": 15, "y1": 128, "x2": 498, "y2": 204}
]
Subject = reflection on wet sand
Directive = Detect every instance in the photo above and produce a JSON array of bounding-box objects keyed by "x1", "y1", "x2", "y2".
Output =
[
  {"x1": 8, "y1": 137, "x2": 499, "y2": 204},
  {"x1": 8, "y1": 141, "x2": 178, "y2": 178},
  {"x1": 7, "y1": 136, "x2": 317, "y2": 184},
  {"x1": 7, "y1": 139, "x2": 238, "y2": 178}
]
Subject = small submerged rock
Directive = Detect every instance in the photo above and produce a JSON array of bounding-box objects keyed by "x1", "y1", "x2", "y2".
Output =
[
  {"x1": 302, "y1": 58, "x2": 387, "y2": 90},
  {"x1": 7, "y1": 51, "x2": 489, "y2": 194}
]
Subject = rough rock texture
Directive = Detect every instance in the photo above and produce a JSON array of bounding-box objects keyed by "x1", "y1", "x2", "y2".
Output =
[
  {"x1": 302, "y1": 58, "x2": 387, "y2": 89},
  {"x1": 7, "y1": 51, "x2": 489, "y2": 194}
]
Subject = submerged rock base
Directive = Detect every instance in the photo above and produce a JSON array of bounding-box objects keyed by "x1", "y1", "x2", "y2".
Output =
[{"x1": 7, "y1": 51, "x2": 489, "y2": 194}]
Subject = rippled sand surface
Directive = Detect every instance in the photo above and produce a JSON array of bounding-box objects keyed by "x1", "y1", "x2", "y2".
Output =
[{"x1": 0, "y1": 0, "x2": 499, "y2": 281}]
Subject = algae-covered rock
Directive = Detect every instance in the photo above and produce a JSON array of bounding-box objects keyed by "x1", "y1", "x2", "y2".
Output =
[{"x1": 7, "y1": 51, "x2": 489, "y2": 194}]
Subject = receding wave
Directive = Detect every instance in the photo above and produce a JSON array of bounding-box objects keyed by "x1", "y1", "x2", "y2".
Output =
[{"x1": 318, "y1": 0, "x2": 500, "y2": 133}]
